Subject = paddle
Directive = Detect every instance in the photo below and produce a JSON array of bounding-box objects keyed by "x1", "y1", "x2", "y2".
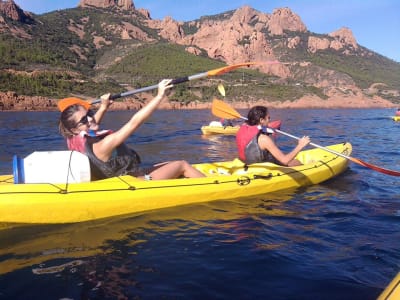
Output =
[
  {"x1": 91, "y1": 61, "x2": 280, "y2": 104},
  {"x1": 211, "y1": 98, "x2": 400, "y2": 176}
]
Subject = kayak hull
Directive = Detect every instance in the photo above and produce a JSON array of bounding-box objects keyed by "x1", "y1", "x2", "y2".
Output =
[
  {"x1": 0, "y1": 143, "x2": 352, "y2": 224},
  {"x1": 201, "y1": 125, "x2": 239, "y2": 135}
]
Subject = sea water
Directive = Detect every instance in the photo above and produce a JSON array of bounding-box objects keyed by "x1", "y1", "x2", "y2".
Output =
[{"x1": 0, "y1": 108, "x2": 399, "y2": 299}]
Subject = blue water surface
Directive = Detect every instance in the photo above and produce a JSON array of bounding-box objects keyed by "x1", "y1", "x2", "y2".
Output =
[{"x1": 0, "y1": 108, "x2": 399, "y2": 300}]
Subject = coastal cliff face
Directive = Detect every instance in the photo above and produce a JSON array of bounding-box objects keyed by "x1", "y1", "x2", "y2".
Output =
[
  {"x1": 0, "y1": 0, "x2": 398, "y2": 110},
  {"x1": 146, "y1": 6, "x2": 360, "y2": 79},
  {"x1": 78, "y1": 0, "x2": 134, "y2": 10},
  {"x1": 0, "y1": 0, "x2": 32, "y2": 21},
  {"x1": 0, "y1": 91, "x2": 394, "y2": 111}
]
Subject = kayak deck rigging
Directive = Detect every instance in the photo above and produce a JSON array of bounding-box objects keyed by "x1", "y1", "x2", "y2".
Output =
[{"x1": 1, "y1": 157, "x2": 334, "y2": 195}]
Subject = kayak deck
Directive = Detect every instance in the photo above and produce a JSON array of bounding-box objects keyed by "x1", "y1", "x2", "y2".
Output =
[{"x1": 0, "y1": 142, "x2": 352, "y2": 224}]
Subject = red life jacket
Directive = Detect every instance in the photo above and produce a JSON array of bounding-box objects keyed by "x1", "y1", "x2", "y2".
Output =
[
  {"x1": 66, "y1": 129, "x2": 142, "y2": 179},
  {"x1": 236, "y1": 124, "x2": 260, "y2": 161}
]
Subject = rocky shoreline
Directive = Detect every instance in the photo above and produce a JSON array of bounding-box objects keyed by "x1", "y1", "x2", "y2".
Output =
[{"x1": 0, "y1": 91, "x2": 397, "y2": 112}]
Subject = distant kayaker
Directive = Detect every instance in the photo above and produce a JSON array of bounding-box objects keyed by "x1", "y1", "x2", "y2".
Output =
[
  {"x1": 236, "y1": 106, "x2": 310, "y2": 166},
  {"x1": 220, "y1": 118, "x2": 234, "y2": 127},
  {"x1": 58, "y1": 79, "x2": 205, "y2": 180},
  {"x1": 396, "y1": 108, "x2": 400, "y2": 116}
]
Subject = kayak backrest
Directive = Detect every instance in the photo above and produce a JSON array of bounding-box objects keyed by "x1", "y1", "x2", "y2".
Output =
[{"x1": 209, "y1": 121, "x2": 223, "y2": 127}]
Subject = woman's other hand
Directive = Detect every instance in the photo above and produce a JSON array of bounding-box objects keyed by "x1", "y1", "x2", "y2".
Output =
[
  {"x1": 157, "y1": 79, "x2": 173, "y2": 98},
  {"x1": 100, "y1": 93, "x2": 113, "y2": 109},
  {"x1": 298, "y1": 136, "x2": 310, "y2": 148}
]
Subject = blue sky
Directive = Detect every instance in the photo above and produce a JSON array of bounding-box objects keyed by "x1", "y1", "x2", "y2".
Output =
[{"x1": 13, "y1": 0, "x2": 400, "y2": 62}]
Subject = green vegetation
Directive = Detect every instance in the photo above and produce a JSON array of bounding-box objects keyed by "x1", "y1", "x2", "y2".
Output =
[
  {"x1": 308, "y1": 49, "x2": 400, "y2": 90},
  {"x1": 197, "y1": 10, "x2": 235, "y2": 22},
  {"x1": 0, "y1": 35, "x2": 70, "y2": 69},
  {"x1": 276, "y1": 32, "x2": 400, "y2": 90},
  {"x1": 105, "y1": 43, "x2": 224, "y2": 84},
  {"x1": 0, "y1": 70, "x2": 121, "y2": 98}
]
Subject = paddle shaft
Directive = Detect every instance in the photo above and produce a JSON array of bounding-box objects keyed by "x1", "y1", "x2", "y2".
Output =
[
  {"x1": 91, "y1": 72, "x2": 208, "y2": 104},
  {"x1": 90, "y1": 61, "x2": 279, "y2": 104}
]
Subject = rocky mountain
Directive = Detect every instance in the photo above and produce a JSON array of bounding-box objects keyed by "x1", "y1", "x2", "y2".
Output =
[
  {"x1": 0, "y1": 0, "x2": 34, "y2": 39},
  {"x1": 0, "y1": 0, "x2": 33, "y2": 22},
  {"x1": 78, "y1": 0, "x2": 134, "y2": 10},
  {"x1": 0, "y1": 0, "x2": 399, "y2": 110}
]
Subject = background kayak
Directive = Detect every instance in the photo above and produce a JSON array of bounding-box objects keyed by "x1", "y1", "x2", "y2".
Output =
[{"x1": 201, "y1": 125, "x2": 239, "y2": 135}]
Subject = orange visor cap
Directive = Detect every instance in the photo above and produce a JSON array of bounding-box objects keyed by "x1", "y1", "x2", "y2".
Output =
[{"x1": 57, "y1": 97, "x2": 91, "y2": 112}]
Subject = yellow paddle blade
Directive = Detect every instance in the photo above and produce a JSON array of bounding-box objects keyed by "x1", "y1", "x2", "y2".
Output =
[
  {"x1": 217, "y1": 84, "x2": 226, "y2": 97},
  {"x1": 211, "y1": 98, "x2": 244, "y2": 120}
]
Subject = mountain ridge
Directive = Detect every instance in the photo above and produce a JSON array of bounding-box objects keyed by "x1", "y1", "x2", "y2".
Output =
[{"x1": 0, "y1": 0, "x2": 399, "y2": 111}]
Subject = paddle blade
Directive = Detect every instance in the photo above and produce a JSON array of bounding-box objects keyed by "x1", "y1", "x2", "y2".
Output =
[
  {"x1": 211, "y1": 98, "x2": 244, "y2": 120},
  {"x1": 349, "y1": 157, "x2": 400, "y2": 176},
  {"x1": 217, "y1": 84, "x2": 226, "y2": 97},
  {"x1": 207, "y1": 60, "x2": 282, "y2": 76},
  {"x1": 207, "y1": 62, "x2": 260, "y2": 76}
]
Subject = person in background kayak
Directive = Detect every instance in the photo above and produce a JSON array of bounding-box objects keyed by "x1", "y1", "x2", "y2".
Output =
[
  {"x1": 220, "y1": 118, "x2": 234, "y2": 127},
  {"x1": 236, "y1": 105, "x2": 310, "y2": 166},
  {"x1": 396, "y1": 108, "x2": 400, "y2": 116},
  {"x1": 58, "y1": 79, "x2": 205, "y2": 180}
]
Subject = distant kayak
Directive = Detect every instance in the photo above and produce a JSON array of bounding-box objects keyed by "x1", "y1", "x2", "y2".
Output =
[
  {"x1": 391, "y1": 116, "x2": 400, "y2": 122},
  {"x1": 201, "y1": 125, "x2": 239, "y2": 135},
  {"x1": 201, "y1": 119, "x2": 282, "y2": 136},
  {"x1": 0, "y1": 142, "x2": 351, "y2": 224}
]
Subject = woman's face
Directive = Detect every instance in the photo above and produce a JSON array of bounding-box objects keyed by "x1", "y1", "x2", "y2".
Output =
[
  {"x1": 71, "y1": 106, "x2": 97, "y2": 133},
  {"x1": 259, "y1": 114, "x2": 270, "y2": 126}
]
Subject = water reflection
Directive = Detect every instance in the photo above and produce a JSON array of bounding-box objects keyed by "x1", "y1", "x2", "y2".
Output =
[{"x1": 0, "y1": 190, "x2": 298, "y2": 276}]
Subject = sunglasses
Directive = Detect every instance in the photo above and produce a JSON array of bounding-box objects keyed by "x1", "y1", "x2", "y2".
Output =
[{"x1": 75, "y1": 110, "x2": 95, "y2": 127}]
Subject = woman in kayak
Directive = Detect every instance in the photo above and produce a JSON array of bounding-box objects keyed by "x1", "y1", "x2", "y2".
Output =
[
  {"x1": 236, "y1": 106, "x2": 310, "y2": 166},
  {"x1": 58, "y1": 79, "x2": 205, "y2": 180}
]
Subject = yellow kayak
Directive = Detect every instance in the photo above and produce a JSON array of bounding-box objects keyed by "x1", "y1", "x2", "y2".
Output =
[
  {"x1": 378, "y1": 272, "x2": 400, "y2": 300},
  {"x1": 0, "y1": 142, "x2": 351, "y2": 224},
  {"x1": 201, "y1": 120, "x2": 282, "y2": 135},
  {"x1": 391, "y1": 116, "x2": 400, "y2": 122},
  {"x1": 201, "y1": 125, "x2": 239, "y2": 135}
]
